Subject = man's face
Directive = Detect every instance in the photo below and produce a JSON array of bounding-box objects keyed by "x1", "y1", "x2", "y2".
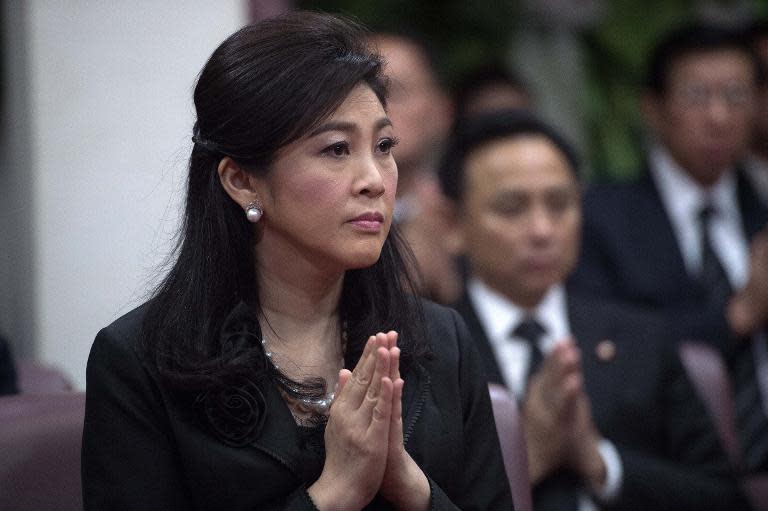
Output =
[
  {"x1": 457, "y1": 135, "x2": 581, "y2": 308},
  {"x1": 753, "y1": 38, "x2": 768, "y2": 151},
  {"x1": 373, "y1": 35, "x2": 451, "y2": 175},
  {"x1": 645, "y1": 50, "x2": 757, "y2": 185}
]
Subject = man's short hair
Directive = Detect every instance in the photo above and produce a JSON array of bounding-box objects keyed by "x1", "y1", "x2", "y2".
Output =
[
  {"x1": 644, "y1": 22, "x2": 764, "y2": 96},
  {"x1": 438, "y1": 109, "x2": 580, "y2": 203}
]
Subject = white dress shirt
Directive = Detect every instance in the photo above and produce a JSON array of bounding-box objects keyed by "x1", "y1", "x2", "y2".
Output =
[
  {"x1": 467, "y1": 278, "x2": 622, "y2": 509},
  {"x1": 649, "y1": 145, "x2": 749, "y2": 288}
]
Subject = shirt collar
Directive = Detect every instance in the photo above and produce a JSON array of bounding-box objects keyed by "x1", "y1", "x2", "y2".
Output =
[
  {"x1": 649, "y1": 144, "x2": 739, "y2": 223},
  {"x1": 466, "y1": 277, "x2": 570, "y2": 345}
]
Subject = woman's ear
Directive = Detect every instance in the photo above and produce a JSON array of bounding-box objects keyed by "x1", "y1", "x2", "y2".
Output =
[{"x1": 217, "y1": 156, "x2": 260, "y2": 209}]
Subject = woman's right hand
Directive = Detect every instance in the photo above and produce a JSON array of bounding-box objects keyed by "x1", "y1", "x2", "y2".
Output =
[{"x1": 308, "y1": 335, "x2": 393, "y2": 511}]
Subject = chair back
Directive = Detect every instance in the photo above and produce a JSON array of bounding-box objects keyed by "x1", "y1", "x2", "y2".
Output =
[
  {"x1": 488, "y1": 382, "x2": 532, "y2": 511},
  {"x1": 678, "y1": 340, "x2": 743, "y2": 469},
  {"x1": 0, "y1": 393, "x2": 86, "y2": 511},
  {"x1": 16, "y1": 360, "x2": 73, "y2": 394},
  {"x1": 678, "y1": 341, "x2": 768, "y2": 510}
]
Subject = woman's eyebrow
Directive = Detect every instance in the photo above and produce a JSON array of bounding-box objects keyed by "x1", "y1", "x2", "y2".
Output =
[
  {"x1": 308, "y1": 117, "x2": 392, "y2": 137},
  {"x1": 309, "y1": 120, "x2": 356, "y2": 137}
]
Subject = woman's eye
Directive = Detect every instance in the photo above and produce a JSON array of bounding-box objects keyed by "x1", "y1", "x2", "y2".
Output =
[
  {"x1": 323, "y1": 142, "x2": 350, "y2": 157},
  {"x1": 377, "y1": 137, "x2": 399, "y2": 154}
]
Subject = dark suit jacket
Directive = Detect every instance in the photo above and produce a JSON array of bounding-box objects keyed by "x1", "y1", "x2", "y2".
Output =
[
  {"x1": 454, "y1": 291, "x2": 747, "y2": 511},
  {"x1": 570, "y1": 171, "x2": 768, "y2": 352},
  {"x1": 81, "y1": 300, "x2": 513, "y2": 510},
  {"x1": 0, "y1": 334, "x2": 18, "y2": 396}
]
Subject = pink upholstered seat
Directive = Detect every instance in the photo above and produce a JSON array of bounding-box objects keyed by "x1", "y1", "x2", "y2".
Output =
[
  {"x1": 678, "y1": 341, "x2": 742, "y2": 468},
  {"x1": 488, "y1": 382, "x2": 532, "y2": 511},
  {"x1": 16, "y1": 360, "x2": 73, "y2": 394},
  {"x1": 0, "y1": 393, "x2": 85, "y2": 511},
  {"x1": 678, "y1": 340, "x2": 768, "y2": 511}
]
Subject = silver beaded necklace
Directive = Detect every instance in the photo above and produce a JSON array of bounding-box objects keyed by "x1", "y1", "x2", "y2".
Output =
[{"x1": 260, "y1": 325, "x2": 346, "y2": 416}]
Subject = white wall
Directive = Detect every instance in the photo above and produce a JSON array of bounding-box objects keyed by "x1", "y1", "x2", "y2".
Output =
[
  {"x1": 1, "y1": 2, "x2": 35, "y2": 361},
  {"x1": 24, "y1": 1, "x2": 245, "y2": 388}
]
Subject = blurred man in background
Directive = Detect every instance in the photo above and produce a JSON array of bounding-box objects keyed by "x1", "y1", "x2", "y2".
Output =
[
  {"x1": 368, "y1": 32, "x2": 461, "y2": 304},
  {"x1": 745, "y1": 20, "x2": 768, "y2": 204},
  {"x1": 572, "y1": 22, "x2": 768, "y2": 472},
  {"x1": 440, "y1": 109, "x2": 745, "y2": 511},
  {"x1": 452, "y1": 63, "x2": 534, "y2": 119}
]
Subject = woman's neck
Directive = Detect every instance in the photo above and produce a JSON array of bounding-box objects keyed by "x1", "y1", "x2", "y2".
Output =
[
  {"x1": 255, "y1": 261, "x2": 346, "y2": 398},
  {"x1": 256, "y1": 255, "x2": 344, "y2": 351}
]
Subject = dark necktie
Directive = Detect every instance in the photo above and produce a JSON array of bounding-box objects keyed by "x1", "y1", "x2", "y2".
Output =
[
  {"x1": 697, "y1": 204, "x2": 732, "y2": 303},
  {"x1": 734, "y1": 341, "x2": 768, "y2": 471},
  {"x1": 512, "y1": 317, "x2": 546, "y2": 387},
  {"x1": 699, "y1": 204, "x2": 768, "y2": 470}
]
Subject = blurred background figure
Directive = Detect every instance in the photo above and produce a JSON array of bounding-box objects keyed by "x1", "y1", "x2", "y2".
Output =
[
  {"x1": 368, "y1": 31, "x2": 461, "y2": 304},
  {"x1": 440, "y1": 109, "x2": 746, "y2": 511},
  {"x1": 745, "y1": 19, "x2": 768, "y2": 205},
  {"x1": 0, "y1": 332, "x2": 18, "y2": 395},
  {"x1": 571, "y1": 22, "x2": 768, "y2": 473},
  {"x1": 452, "y1": 63, "x2": 534, "y2": 119}
]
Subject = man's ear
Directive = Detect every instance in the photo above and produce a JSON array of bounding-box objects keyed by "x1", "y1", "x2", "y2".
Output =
[{"x1": 217, "y1": 156, "x2": 260, "y2": 209}]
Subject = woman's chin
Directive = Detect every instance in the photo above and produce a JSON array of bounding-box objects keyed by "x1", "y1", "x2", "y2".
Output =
[{"x1": 344, "y1": 250, "x2": 383, "y2": 270}]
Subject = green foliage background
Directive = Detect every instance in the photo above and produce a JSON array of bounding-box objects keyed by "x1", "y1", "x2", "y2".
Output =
[{"x1": 300, "y1": 0, "x2": 767, "y2": 181}]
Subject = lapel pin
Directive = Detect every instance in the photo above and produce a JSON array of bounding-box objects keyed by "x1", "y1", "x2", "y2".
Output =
[{"x1": 596, "y1": 340, "x2": 616, "y2": 362}]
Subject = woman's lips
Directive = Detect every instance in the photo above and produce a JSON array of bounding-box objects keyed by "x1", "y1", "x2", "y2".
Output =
[{"x1": 348, "y1": 212, "x2": 385, "y2": 232}]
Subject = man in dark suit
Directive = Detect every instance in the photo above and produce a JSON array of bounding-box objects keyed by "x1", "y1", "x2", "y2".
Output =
[
  {"x1": 745, "y1": 20, "x2": 768, "y2": 205},
  {"x1": 439, "y1": 109, "x2": 747, "y2": 510},
  {"x1": 570, "y1": 23, "x2": 768, "y2": 472}
]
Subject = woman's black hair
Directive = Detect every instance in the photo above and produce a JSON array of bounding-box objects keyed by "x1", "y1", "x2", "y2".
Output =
[
  {"x1": 140, "y1": 11, "x2": 427, "y2": 432},
  {"x1": 438, "y1": 109, "x2": 580, "y2": 204}
]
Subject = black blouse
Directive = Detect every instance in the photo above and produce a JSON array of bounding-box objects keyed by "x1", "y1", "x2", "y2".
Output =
[{"x1": 81, "y1": 300, "x2": 514, "y2": 510}]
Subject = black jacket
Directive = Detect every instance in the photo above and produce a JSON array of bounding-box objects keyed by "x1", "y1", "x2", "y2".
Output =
[
  {"x1": 454, "y1": 291, "x2": 747, "y2": 511},
  {"x1": 570, "y1": 171, "x2": 768, "y2": 352},
  {"x1": 81, "y1": 300, "x2": 513, "y2": 510}
]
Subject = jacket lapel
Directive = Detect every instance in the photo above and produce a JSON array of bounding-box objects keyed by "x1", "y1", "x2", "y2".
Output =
[
  {"x1": 639, "y1": 173, "x2": 693, "y2": 285},
  {"x1": 453, "y1": 293, "x2": 506, "y2": 385},
  {"x1": 251, "y1": 382, "x2": 309, "y2": 480},
  {"x1": 737, "y1": 168, "x2": 768, "y2": 239}
]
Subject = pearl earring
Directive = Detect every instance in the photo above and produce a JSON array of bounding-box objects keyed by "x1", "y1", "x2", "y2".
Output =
[{"x1": 245, "y1": 199, "x2": 263, "y2": 223}]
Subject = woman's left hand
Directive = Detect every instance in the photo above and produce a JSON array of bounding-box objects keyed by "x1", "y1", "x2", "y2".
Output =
[{"x1": 374, "y1": 332, "x2": 431, "y2": 511}]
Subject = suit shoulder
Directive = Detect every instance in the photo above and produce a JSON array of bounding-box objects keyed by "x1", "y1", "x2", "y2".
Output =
[
  {"x1": 91, "y1": 302, "x2": 150, "y2": 359},
  {"x1": 583, "y1": 179, "x2": 652, "y2": 214},
  {"x1": 420, "y1": 299, "x2": 464, "y2": 335},
  {"x1": 418, "y1": 298, "x2": 468, "y2": 355},
  {"x1": 570, "y1": 293, "x2": 672, "y2": 346}
]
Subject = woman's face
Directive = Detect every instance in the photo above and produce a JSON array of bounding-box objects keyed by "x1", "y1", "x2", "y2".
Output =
[{"x1": 255, "y1": 83, "x2": 398, "y2": 274}]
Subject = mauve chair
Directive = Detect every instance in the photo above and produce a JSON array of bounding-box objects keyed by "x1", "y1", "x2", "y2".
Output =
[
  {"x1": 488, "y1": 382, "x2": 532, "y2": 511},
  {"x1": 0, "y1": 392, "x2": 85, "y2": 511},
  {"x1": 16, "y1": 360, "x2": 73, "y2": 394},
  {"x1": 679, "y1": 340, "x2": 768, "y2": 511}
]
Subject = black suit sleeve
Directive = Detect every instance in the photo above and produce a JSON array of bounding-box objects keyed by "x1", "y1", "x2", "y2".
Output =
[
  {"x1": 82, "y1": 327, "x2": 320, "y2": 511},
  {"x1": 428, "y1": 308, "x2": 514, "y2": 510},
  {"x1": 0, "y1": 335, "x2": 18, "y2": 395},
  {"x1": 82, "y1": 327, "x2": 196, "y2": 510},
  {"x1": 608, "y1": 344, "x2": 748, "y2": 511},
  {"x1": 572, "y1": 196, "x2": 734, "y2": 351}
]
